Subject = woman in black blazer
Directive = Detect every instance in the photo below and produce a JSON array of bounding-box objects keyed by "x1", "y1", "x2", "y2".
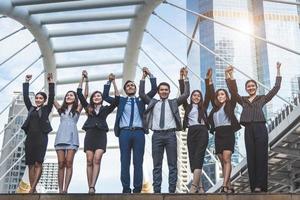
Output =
[
  {"x1": 179, "y1": 68, "x2": 212, "y2": 193},
  {"x1": 208, "y1": 67, "x2": 241, "y2": 193},
  {"x1": 226, "y1": 63, "x2": 282, "y2": 192},
  {"x1": 21, "y1": 73, "x2": 55, "y2": 193},
  {"x1": 77, "y1": 73, "x2": 119, "y2": 194}
]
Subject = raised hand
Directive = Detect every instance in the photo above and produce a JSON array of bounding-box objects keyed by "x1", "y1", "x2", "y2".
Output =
[
  {"x1": 25, "y1": 74, "x2": 32, "y2": 82},
  {"x1": 108, "y1": 73, "x2": 115, "y2": 82},
  {"x1": 206, "y1": 68, "x2": 213, "y2": 79},
  {"x1": 82, "y1": 70, "x2": 88, "y2": 79},
  {"x1": 276, "y1": 62, "x2": 281, "y2": 70},
  {"x1": 47, "y1": 73, "x2": 53, "y2": 83},
  {"x1": 183, "y1": 67, "x2": 188, "y2": 78},
  {"x1": 142, "y1": 67, "x2": 149, "y2": 79}
]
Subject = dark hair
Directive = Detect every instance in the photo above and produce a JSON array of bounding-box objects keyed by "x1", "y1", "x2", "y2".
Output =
[
  {"x1": 157, "y1": 82, "x2": 170, "y2": 91},
  {"x1": 245, "y1": 79, "x2": 257, "y2": 89},
  {"x1": 87, "y1": 91, "x2": 103, "y2": 115},
  {"x1": 214, "y1": 89, "x2": 233, "y2": 122},
  {"x1": 123, "y1": 80, "x2": 136, "y2": 91},
  {"x1": 35, "y1": 92, "x2": 47, "y2": 101},
  {"x1": 190, "y1": 90, "x2": 204, "y2": 110},
  {"x1": 58, "y1": 90, "x2": 79, "y2": 117}
]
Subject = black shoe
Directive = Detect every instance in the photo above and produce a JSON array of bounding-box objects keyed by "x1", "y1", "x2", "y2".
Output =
[
  {"x1": 227, "y1": 187, "x2": 235, "y2": 194},
  {"x1": 220, "y1": 186, "x2": 228, "y2": 193},
  {"x1": 122, "y1": 188, "x2": 132, "y2": 193}
]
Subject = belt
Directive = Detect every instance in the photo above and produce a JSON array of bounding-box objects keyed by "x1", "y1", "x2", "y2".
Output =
[
  {"x1": 154, "y1": 128, "x2": 176, "y2": 133},
  {"x1": 121, "y1": 127, "x2": 144, "y2": 131}
]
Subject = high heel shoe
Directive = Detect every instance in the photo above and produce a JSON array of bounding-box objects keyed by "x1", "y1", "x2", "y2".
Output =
[
  {"x1": 89, "y1": 187, "x2": 96, "y2": 194},
  {"x1": 227, "y1": 187, "x2": 235, "y2": 194},
  {"x1": 220, "y1": 186, "x2": 228, "y2": 193},
  {"x1": 189, "y1": 184, "x2": 199, "y2": 193}
]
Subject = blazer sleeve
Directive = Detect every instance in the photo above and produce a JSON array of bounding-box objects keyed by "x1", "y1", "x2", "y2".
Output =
[
  {"x1": 179, "y1": 79, "x2": 188, "y2": 110},
  {"x1": 203, "y1": 79, "x2": 211, "y2": 110},
  {"x1": 77, "y1": 88, "x2": 89, "y2": 109},
  {"x1": 146, "y1": 77, "x2": 157, "y2": 98},
  {"x1": 264, "y1": 76, "x2": 282, "y2": 104},
  {"x1": 23, "y1": 82, "x2": 32, "y2": 111},
  {"x1": 102, "y1": 82, "x2": 115, "y2": 104},
  {"x1": 209, "y1": 83, "x2": 217, "y2": 109},
  {"x1": 139, "y1": 79, "x2": 152, "y2": 104},
  {"x1": 177, "y1": 79, "x2": 190, "y2": 106},
  {"x1": 105, "y1": 95, "x2": 120, "y2": 115},
  {"x1": 45, "y1": 82, "x2": 55, "y2": 112},
  {"x1": 226, "y1": 79, "x2": 243, "y2": 106}
]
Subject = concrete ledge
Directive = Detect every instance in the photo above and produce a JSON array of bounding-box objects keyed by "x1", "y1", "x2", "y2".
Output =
[{"x1": 0, "y1": 194, "x2": 300, "y2": 200}]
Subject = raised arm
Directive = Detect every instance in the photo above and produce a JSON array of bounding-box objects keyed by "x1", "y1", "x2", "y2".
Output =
[
  {"x1": 53, "y1": 100, "x2": 61, "y2": 111},
  {"x1": 77, "y1": 87, "x2": 89, "y2": 109},
  {"x1": 143, "y1": 68, "x2": 157, "y2": 98},
  {"x1": 225, "y1": 66, "x2": 243, "y2": 106},
  {"x1": 264, "y1": 62, "x2": 282, "y2": 104},
  {"x1": 23, "y1": 75, "x2": 33, "y2": 110},
  {"x1": 203, "y1": 68, "x2": 213, "y2": 110},
  {"x1": 77, "y1": 70, "x2": 89, "y2": 113},
  {"x1": 103, "y1": 73, "x2": 116, "y2": 104},
  {"x1": 179, "y1": 67, "x2": 188, "y2": 110},
  {"x1": 177, "y1": 68, "x2": 190, "y2": 106},
  {"x1": 45, "y1": 73, "x2": 55, "y2": 112},
  {"x1": 139, "y1": 68, "x2": 152, "y2": 104}
]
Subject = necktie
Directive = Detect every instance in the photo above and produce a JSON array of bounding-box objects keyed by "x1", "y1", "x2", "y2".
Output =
[
  {"x1": 129, "y1": 98, "x2": 134, "y2": 127},
  {"x1": 159, "y1": 100, "x2": 165, "y2": 129}
]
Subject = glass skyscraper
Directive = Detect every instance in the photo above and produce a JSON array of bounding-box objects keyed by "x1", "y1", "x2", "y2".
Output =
[{"x1": 186, "y1": 0, "x2": 300, "y2": 190}]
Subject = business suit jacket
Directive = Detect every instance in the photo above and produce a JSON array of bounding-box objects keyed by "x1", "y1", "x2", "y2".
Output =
[
  {"x1": 208, "y1": 79, "x2": 241, "y2": 133},
  {"x1": 21, "y1": 82, "x2": 55, "y2": 135},
  {"x1": 102, "y1": 77, "x2": 157, "y2": 137},
  {"x1": 227, "y1": 76, "x2": 282, "y2": 125},
  {"x1": 140, "y1": 79, "x2": 190, "y2": 131},
  {"x1": 77, "y1": 88, "x2": 119, "y2": 132},
  {"x1": 179, "y1": 78, "x2": 211, "y2": 131}
]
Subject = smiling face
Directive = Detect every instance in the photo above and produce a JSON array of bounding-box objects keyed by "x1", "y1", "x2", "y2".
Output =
[
  {"x1": 65, "y1": 91, "x2": 76, "y2": 105},
  {"x1": 92, "y1": 92, "x2": 102, "y2": 105},
  {"x1": 216, "y1": 90, "x2": 227, "y2": 104},
  {"x1": 191, "y1": 91, "x2": 202, "y2": 104},
  {"x1": 158, "y1": 84, "x2": 170, "y2": 100},
  {"x1": 124, "y1": 81, "x2": 136, "y2": 96},
  {"x1": 35, "y1": 94, "x2": 45, "y2": 107},
  {"x1": 245, "y1": 80, "x2": 257, "y2": 96}
]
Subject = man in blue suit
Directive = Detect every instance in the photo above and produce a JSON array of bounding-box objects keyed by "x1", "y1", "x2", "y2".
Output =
[{"x1": 103, "y1": 68, "x2": 157, "y2": 193}]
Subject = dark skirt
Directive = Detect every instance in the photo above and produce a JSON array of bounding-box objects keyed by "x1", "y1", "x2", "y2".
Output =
[
  {"x1": 84, "y1": 128, "x2": 107, "y2": 152},
  {"x1": 25, "y1": 133, "x2": 48, "y2": 165},
  {"x1": 187, "y1": 125, "x2": 208, "y2": 172},
  {"x1": 215, "y1": 125, "x2": 235, "y2": 154}
]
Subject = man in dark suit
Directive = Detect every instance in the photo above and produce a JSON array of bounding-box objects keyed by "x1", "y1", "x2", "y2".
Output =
[
  {"x1": 103, "y1": 68, "x2": 157, "y2": 193},
  {"x1": 139, "y1": 68, "x2": 190, "y2": 193}
]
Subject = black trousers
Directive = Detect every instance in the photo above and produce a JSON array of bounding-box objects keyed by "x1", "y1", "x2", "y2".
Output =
[
  {"x1": 244, "y1": 122, "x2": 268, "y2": 192},
  {"x1": 187, "y1": 125, "x2": 208, "y2": 172}
]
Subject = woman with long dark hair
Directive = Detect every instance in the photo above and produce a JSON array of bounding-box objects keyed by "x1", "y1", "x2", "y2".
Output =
[
  {"x1": 53, "y1": 70, "x2": 88, "y2": 193},
  {"x1": 208, "y1": 67, "x2": 241, "y2": 193},
  {"x1": 226, "y1": 63, "x2": 282, "y2": 192},
  {"x1": 21, "y1": 73, "x2": 55, "y2": 193},
  {"x1": 77, "y1": 73, "x2": 119, "y2": 193},
  {"x1": 179, "y1": 68, "x2": 213, "y2": 193}
]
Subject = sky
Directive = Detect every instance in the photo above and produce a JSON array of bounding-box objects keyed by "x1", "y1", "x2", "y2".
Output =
[{"x1": 0, "y1": 0, "x2": 188, "y2": 193}]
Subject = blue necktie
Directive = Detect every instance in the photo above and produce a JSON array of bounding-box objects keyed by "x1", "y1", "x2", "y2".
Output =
[{"x1": 129, "y1": 98, "x2": 134, "y2": 127}]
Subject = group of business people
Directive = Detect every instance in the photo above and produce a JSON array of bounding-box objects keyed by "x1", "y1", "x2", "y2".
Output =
[{"x1": 21, "y1": 62, "x2": 282, "y2": 194}]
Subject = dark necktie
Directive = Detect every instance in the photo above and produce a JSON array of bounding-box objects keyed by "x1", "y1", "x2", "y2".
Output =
[
  {"x1": 159, "y1": 100, "x2": 165, "y2": 129},
  {"x1": 129, "y1": 98, "x2": 134, "y2": 127}
]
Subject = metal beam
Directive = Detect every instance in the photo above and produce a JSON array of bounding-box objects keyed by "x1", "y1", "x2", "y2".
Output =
[
  {"x1": 48, "y1": 24, "x2": 130, "y2": 37},
  {"x1": 56, "y1": 57, "x2": 124, "y2": 68},
  {"x1": 57, "y1": 71, "x2": 123, "y2": 85},
  {"x1": 122, "y1": 0, "x2": 163, "y2": 84},
  {"x1": 12, "y1": 0, "x2": 81, "y2": 6},
  {"x1": 40, "y1": 11, "x2": 136, "y2": 25},
  {"x1": 27, "y1": 0, "x2": 144, "y2": 14},
  {"x1": 53, "y1": 41, "x2": 127, "y2": 53}
]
